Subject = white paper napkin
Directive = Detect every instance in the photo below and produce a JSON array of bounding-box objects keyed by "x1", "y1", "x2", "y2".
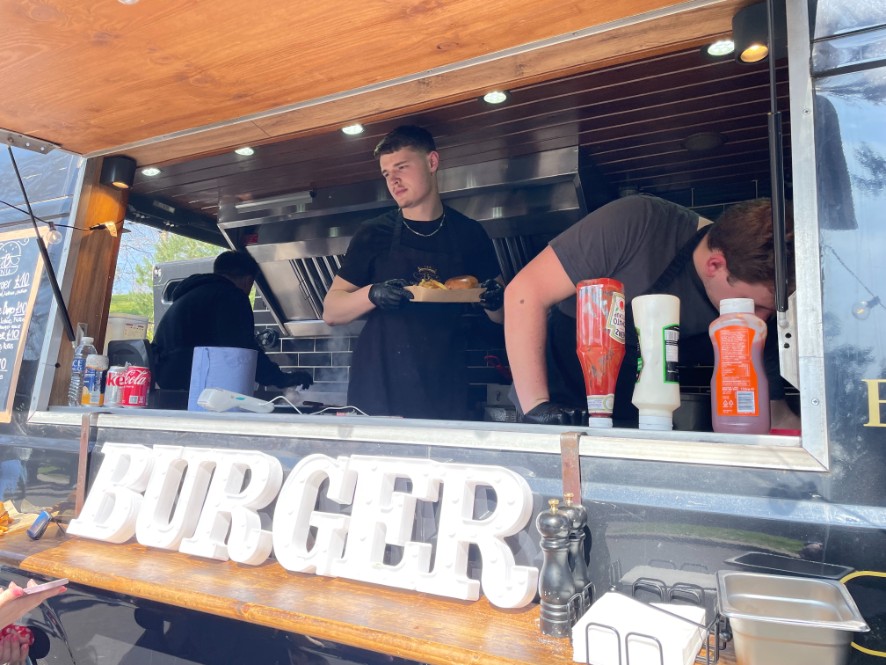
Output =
[{"x1": 572, "y1": 592, "x2": 706, "y2": 665}]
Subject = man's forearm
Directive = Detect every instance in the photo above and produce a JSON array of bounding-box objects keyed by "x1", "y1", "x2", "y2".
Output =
[
  {"x1": 322, "y1": 286, "x2": 374, "y2": 325},
  {"x1": 504, "y1": 289, "x2": 551, "y2": 412}
]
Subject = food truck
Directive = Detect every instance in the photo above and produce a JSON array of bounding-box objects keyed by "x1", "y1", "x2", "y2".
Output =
[{"x1": 0, "y1": 0, "x2": 883, "y2": 662}]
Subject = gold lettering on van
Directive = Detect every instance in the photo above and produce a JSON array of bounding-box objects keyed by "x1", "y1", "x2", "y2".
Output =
[{"x1": 862, "y1": 379, "x2": 886, "y2": 427}]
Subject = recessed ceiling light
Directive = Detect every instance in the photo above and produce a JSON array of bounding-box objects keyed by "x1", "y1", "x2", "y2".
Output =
[
  {"x1": 342, "y1": 124, "x2": 364, "y2": 136},
  {"x1": 234, "y1": 146, "x2": 255, "y2": 156},
  {"x1": 740, "y1": 43, "x2": 769, "y2": 63},
  {"x1": 707, "y1": 39, "x2": 735, "y2": 57},
  {"x1": 483, "y1": 91, "x2": 508, "y2": 105},
  {"x1": 141, "y1": 167, "x2": 161, "y2": 177}
]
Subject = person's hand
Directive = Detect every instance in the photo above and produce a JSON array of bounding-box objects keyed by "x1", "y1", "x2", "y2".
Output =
[
  {"x1": 0, "y1": 580, "x2": 66, "y2": 631},
  {"x1": 281, "y1": 370, "x2": 313, "y2": 390},
  {"x1": 521, "y1": 401, "x2": 583, "y2": 426},
  {"x1": 368, "y1": 279, "x2": 414, "y2": 310},
  {"x1": 0, "y1": 628, "x2": 29, "y2": 665},
  {"x1": 479, "y1": 279, "x2": 504, "y2": 311}
]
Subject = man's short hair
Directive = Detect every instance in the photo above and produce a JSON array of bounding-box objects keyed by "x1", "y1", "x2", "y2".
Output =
[
  {"x1": 707, "y1": 198, "x2": 795, "y2": 292},
  {"x1": 373, "y1": 125, "x2": 437, "y2": 159},
  {"x1": 213, "y1": 251, "x2": 259, "y2": 279}
]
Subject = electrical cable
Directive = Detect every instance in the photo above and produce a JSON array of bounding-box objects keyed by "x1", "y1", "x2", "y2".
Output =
[
  {"x1": 268, "y1": 394, "x2": 368, "y2": 416},
  {"x1": 841, "y1": 570, "x2": 886, "y2": 658},
  {"x1": 5, "y1": 147, "x2": 76, "y2": 342}
]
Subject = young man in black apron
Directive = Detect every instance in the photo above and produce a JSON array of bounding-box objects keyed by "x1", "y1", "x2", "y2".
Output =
[
  {"x1": 504, "y1": 195, "x2": 800, "y2": 430},
  {"x1": 323, "y1": 126, "x2": 504, "y2": 420}
]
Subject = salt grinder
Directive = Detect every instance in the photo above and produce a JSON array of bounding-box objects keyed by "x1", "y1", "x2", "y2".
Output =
[
  {"x1": 562, "y1": 492, "x2": 591, "y2": 609},
  {"x1": 536, "y1": 498, "x2": 573, "y2": 637}
]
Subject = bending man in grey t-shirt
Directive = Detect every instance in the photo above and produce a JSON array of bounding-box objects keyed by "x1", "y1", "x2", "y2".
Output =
[{"x1": 504, "y1": 195, "x2": 800, "y2": 429}]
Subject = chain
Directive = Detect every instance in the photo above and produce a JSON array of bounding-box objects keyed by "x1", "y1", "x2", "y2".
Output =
[{"x1": 401, "y1": 210, "x2": 445, "y2": 238}]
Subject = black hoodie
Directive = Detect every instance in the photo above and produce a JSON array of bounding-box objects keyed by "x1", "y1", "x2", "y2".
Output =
[{"x1": 151, "y1": 273, "x2": 290, "y2": 390}]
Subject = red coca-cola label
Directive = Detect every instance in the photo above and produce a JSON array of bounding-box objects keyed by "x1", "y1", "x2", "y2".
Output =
[{"x1": 122, "y1": 366, "x2": 150, "y2": 408}]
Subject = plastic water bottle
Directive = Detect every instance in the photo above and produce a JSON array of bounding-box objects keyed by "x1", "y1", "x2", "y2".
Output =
[{"x1": 67, "y1": 336, "x2": 97, "y2": 406}]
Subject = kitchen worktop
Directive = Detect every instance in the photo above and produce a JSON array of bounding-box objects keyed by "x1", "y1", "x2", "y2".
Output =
[{"x1": 0, "y1": 529, "x2": 740, "y2": 664}]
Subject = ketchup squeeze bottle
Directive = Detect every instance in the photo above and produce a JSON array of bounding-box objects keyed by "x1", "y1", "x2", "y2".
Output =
[
  {"x1": 576, "y1": 279, "x2": 626, "y2": 428},
  {"x1": 710, "y1": 298, "x2": 770, "y2": 434}
]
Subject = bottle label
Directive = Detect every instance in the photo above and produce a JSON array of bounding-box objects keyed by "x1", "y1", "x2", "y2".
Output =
[
  {"x1": 606, "y1": 292, "x2": 626, "y2": 344},
  {"x1": 587, "y1": 393, "x2": 615, "y2": 415},
  {"x1": 713, "y1": 326, "x2": 759, "y2": 416},
  {"x1": 81, "y1": 368, "x2": 106, "y2": 406},
  {"x1": 636, "y1": 324, "x2": 680, "y2": 384},
  {"x1": 663, "y1": 324, "x2": 679, "y2": 384},
  {"x1": 72, "y1": 357, "x2": 86, "y2": 373}
]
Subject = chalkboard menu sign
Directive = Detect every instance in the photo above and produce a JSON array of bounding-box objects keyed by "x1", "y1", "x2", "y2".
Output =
[{"x1": 0, "y1": 228, "x2": 46, "y2": 423}]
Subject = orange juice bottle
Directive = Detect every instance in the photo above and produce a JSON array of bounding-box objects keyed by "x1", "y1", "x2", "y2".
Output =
[{"x1": 710, "y1": 298, "x2": 770, "y2": 434}]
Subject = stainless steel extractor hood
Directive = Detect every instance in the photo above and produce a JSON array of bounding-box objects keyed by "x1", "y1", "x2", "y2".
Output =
[{"x1": 218, "y1": 146, "x2": 602, "y2": 337}]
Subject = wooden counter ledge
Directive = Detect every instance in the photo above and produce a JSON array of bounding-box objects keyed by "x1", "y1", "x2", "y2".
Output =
[{"x1": 0, "y1": 531, "x2": 737, "y2": 664}]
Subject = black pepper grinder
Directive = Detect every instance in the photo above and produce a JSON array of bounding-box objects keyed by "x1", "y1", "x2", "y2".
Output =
[
  {"x1": 562, "y1": 492, "x2": 592, "y2": 611},
  {"x1": 536, "y1": 498, "x2": 573, "y2": 637}
]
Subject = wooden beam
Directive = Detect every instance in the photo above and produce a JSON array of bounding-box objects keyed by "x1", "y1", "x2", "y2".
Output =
[{"x1": 49, "y1": 158, "x2": 128, "y2": 406}]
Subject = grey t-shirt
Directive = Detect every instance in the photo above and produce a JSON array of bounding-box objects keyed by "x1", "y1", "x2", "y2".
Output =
[
  {"x1": 546, "y1": 194, "x2": 784, "y2": 411},
  {"x1": 551, "y1": 195, "x2": 717, "y2": 337}
]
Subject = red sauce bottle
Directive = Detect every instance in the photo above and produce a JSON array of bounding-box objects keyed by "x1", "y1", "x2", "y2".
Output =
[{"x1": 576, "y1": 278, "x2": 626, "y2": 428}]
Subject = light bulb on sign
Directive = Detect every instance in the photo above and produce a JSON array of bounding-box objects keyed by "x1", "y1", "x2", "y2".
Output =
[{"x1": 852, "y1": 295, "x2": 881, "y2": 320}]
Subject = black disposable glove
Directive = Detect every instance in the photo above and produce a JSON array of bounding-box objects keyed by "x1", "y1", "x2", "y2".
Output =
[
  {"x1": 368, "y1": 279, "x2": 414, "y2": 310},
  {"x1": 522, "y1": 401, "x2": 584, "y2": 426},
  {"x1": 280, "y1": 370, "x2": 313, "y2": 390},
  {"x1": 479, "y1": 278, "x2": 504, "y2": 311}
]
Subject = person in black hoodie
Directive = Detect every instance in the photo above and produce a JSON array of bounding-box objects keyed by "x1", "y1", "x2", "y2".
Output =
[{"x1": 152, "y1": 251, "x2": 313, "y2": 391}]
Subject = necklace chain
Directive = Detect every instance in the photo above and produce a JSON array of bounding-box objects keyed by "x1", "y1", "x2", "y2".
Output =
[{"x1": 401, "y1": 210, "x2": 445, "y2": 238}]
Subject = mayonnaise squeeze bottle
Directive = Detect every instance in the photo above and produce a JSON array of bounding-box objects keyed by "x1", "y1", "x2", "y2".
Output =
[
  {"x1": 631, "y1": 294, "x2": 681, "y2": 430},
  {"x1": 710, "y1": 298, "x2": 770, "y2": 434}
]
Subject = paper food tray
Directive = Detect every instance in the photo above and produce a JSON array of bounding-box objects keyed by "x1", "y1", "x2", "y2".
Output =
[
  {"x1": 0, "y1": 500, "x2": 39, "y2": 536},
  {"x1": 571, "y1": 591, "x2": 706, "y2": 665},
  {"x1": 406, "y1": 286, "x2": 485, "y2": 303}
]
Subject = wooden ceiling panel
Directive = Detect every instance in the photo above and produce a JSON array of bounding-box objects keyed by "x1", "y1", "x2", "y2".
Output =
[
  {"x1": 2, "y1": 0, "x2": 708, "y2": 155},
  {"x1": 2, "y1": 0, "x2": 785, "y2": 221}
]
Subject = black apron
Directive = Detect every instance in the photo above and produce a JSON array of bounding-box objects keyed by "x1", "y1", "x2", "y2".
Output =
[
  {"x1": 548, "y1": 226, "x2": 711, "y2": 426},
  {"x1": 348, "y1": 216, "x2": 471, "y2": 420}
]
